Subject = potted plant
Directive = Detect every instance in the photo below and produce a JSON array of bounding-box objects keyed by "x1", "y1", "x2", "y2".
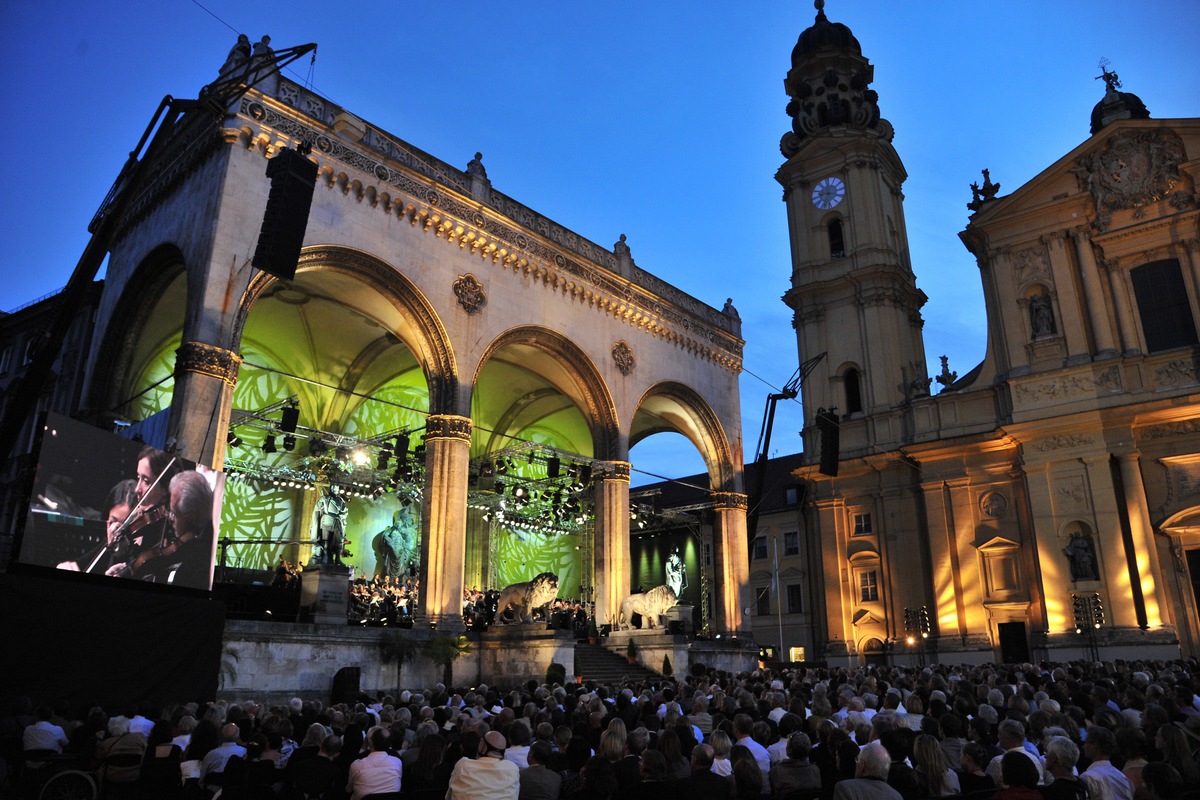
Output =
[
  {"x1": 587, "y1": 618, "x2": 599, "y2": 645},
  {"x1": 423, "y1": 634, "x2": 472, "y2": 687},
  {"x1": 662, "y1": 654, "x2": 673, "y2": 677},
  {"x1": 626, "y1": 637, "x2": 638, "y2": 665},
  {"x1": 573, "y1": 648, "x2": 584, "y2": 683}
]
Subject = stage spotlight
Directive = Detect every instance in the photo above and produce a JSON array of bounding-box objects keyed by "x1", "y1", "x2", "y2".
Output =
[
  {"x1": 352, "y1": 448, "x2": 370, "y2": 466},
  {"x1": 283, "y1": 434, "x2": 296, "y2": 451},
  {"x1": 479, "y1": 461, "x2": 494, "y2": 478},
  {"x1": 263, "y1": 435, "x2": 277, "y2": 454},
  {"x1": 547, "y1": 457, "x2": 560, "y2": 478},
  {"x1": 495, "y1": 458, "x2": 508, "y2": 474},
  {"x1": 227, "y1": 432, "x2": 242, "y2": 447},
  {"x1": 280, "y1": 405, "x2": 300, "y2": 433},
  {"x1": 394, "y1": 433, "x2": 409, "y2": 461},
  {"x1": 376, "y1": 451, "x2": 390, "y2": 470}
]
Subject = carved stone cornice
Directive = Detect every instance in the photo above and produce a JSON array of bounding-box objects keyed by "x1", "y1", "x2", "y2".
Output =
[
  {"x1": 710, "y1": 491, "x2": 749, "y2": 511},
  {"x1": 424, "y1": 414, "x2": 472, "y2": 441},
  {"x1": 1141, "y1": 418, "x2": 1200, "y2": 440},
  {"x1": 1028, "y1": 434, "x2": 1096, "y2": 453},
  {"x1": 175, "y1": 341, "x2": 242, "y2": 387},
  {"x1": 239, "y1": 85, "x2": 744, "y2": 374}
]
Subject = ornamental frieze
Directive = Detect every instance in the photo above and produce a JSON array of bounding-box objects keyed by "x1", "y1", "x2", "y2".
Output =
[
  {"x1": 1141, "y1": 419, "x2": 1200, "y2": 440},
  {"x1": 1072, "y1": 128, "x2": 1194, "y2": 230},
  {"x1": 424, "y1": 415, "x2": 472, "y2": 441},
  {"x1": 710, "y1": 491, "x2": 750, "y2": 511},
  {"x1": 1029, "y1": 434, "x2": 1096, "y2": 453},
  {"x1": 1154, "y1": 360, "x2": 1199, "y2": 389},
  {"x1": 175, "y1": 341, "x2": 242, "y2": 387},
  {"x1": 1014, "y1": 367, "x2": 1120, "y2": 403}
]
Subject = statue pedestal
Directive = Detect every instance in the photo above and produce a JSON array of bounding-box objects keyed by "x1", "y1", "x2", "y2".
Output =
[{"x1": 300, "y1": 564, "x2": 351, "y2": 625}]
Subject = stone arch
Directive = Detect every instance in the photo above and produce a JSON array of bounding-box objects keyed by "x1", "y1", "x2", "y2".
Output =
[
  {"x1": 236, "y1": 245, "x2": 459, "y2": 414},
  {"x1": 88, "y1": 243, "x2": 188, "y2": 421},
  {"x1": 631, "y1": 381, "x2": 738, "y2": 493},
  {"x1": 471, "y1": 326, "x2": 620, "y2": 461}
]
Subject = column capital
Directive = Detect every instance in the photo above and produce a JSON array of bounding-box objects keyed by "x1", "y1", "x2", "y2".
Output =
[
  {"x1": 592, "y1": 460, "x2": 631, "y2": 482},
  {"x1": 424, "y1": 414, "x2": 472, "y2": 441},
  {"x1": 175, "y1": 341, "x2": 241, "y2": 387},
  {"x1": 711, "y1": 491, "x2": 749, "y2": 511}
]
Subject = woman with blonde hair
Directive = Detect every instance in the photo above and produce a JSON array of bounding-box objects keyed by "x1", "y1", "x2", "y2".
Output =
[
  {"x1": 913, "y1": 733, "x2": 960, "y2": 798},
  {"x1": 710, "y1": 729, "x2": 734, "y2": 776}
]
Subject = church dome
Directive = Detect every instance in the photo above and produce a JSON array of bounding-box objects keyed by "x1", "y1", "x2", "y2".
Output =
[
  {"x1": 791, "y1": 0, "x2": 861, "y2": 64},
  {"x1": 1090, "y1": 68, "x2": 1150, "y2": 134}
]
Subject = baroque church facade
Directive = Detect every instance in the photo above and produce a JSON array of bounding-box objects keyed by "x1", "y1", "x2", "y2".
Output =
[{"x1": 782, "y1": 5, "x2": 1200, "y2": 663}]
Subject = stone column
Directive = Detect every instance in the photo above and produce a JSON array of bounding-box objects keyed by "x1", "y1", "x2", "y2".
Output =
[
  {"x1": 1070, "y1": 229, "x2": 1118, "y2": 357},
  {"x1": 711, "y1": 491, "x2": 750, "y2": 635},
  {"x1": 417, "y1": 414, "x2": 472, "y2": 632},
  {"x1": 1116, "y1": 453, "x2": 1166, "y2": 628},
  {"x1": 1044, "y1": 233, "x2": 1089, "y2": 363},
  {"x1": 592, "y1": 461, "x2": 630, "y2": 629},
  {"x1": 169, "y1": 341, "x2": 241, "y2": 468},
  {"x1": 1084, "y1": 457, "x2": 1139, "y2": 628},
  {"x1": 1102, "y1": 258, "x2": 1142, "y2": 356}
]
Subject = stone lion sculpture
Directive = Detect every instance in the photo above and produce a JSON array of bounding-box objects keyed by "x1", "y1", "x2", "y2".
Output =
[
  {"x1": 496, "y1": 572, "x2": 559, "y2": 624},
  {"x1": 617, "y1": 585, "x2": 678, "y2": 630}
]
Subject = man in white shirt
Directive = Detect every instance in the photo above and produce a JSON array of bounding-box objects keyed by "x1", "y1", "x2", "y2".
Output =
[
  {"x1": 346, "y1": 727, "x2": 403, "y2": 800},
  {"x1": 986, "y1": 719, "x2": 1047, "y2": 787},
  {"x1": 734, "y1": 713, "x2": 772, "y2": 794},
  {"x1": 1081, "y1": 727, "x2": 1133, "y2": 800},
  {"x1": 447, "y1": 730, "x2": 520, "y2": 800}
]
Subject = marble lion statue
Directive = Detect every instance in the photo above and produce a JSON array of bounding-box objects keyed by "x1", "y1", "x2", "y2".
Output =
[
  {"x1": 496, "y1": 572, "x2": 559, "y2": 624},
  {"x1": 617, "y1": 585, "x2": 678, "y2": 630}
]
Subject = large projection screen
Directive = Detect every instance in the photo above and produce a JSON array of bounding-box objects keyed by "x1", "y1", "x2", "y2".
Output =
[{"x1": 18, "y1": 412, "x2": 222, "y2": 591}]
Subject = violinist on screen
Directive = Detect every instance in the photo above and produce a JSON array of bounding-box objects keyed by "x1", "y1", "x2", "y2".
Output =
[
  {"x1": 55, "y1": 478, "x2": 138, "y2": 574},
  {"x1": 101, "y1": 446, "x2": 180, "y2": 580}
]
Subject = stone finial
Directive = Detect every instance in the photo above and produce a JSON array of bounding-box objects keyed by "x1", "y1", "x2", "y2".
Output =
[
  {"x1": 967, "y1": 169, "x2": 1001, "y2": 212},
  {"x1": 935, "y1": 355, "x2": 958, "y2": 391}
]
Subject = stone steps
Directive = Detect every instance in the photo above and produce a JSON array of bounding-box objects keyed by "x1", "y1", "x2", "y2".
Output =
[{"x1": 573, "y1": 641, "x2": 660, "y2": 683}]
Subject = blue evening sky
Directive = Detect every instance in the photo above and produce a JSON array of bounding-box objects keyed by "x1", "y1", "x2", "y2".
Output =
[{"x1": 2, "y1": 1, "x2": 1196, "y2": 484}]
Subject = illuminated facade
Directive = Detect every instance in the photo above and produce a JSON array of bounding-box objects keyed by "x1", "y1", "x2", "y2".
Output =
[
  {"x1": 781, "y1": 6, "x2": 1200, "y2": 663},
  {"x1": 78, "y1": 41, "x2": 751, "y2": 634}
]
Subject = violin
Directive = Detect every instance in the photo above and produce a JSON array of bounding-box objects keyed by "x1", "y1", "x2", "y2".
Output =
[{"x1": 90, "y1": 504, "x2": 171, "y2": 576}]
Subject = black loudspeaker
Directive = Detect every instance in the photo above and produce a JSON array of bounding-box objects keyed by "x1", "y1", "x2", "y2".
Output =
[
  {"x1": 279, "y1": 406, "x2": 299, "y2": 433},
  {"x1": 331, "y1": 666, "x2": 360, "y2": 705},
  {"x1": 817, "y1": 410, "x2": 840, "y2": 477},
  {"x1": 253, "y1": 145, "x2": 318, "y2": 281}
]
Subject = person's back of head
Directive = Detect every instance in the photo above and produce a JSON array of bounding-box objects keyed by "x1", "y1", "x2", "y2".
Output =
[
  {"x1": 628, "y1": 726, "x2": 649, "y2": 756},
  {"x1": 857, "y1": 743, "x2": 892, "y2": 780},
  {"x1": 692, "y1": 743, "x2": 715, "y2": 771},
  {"x1": 222, "y1": 722, "x2": 240, "y2": 743},
  {"x1": 998, "y1": 718, "x2": 1026, "y2": 747},
  {"x1": 319, "y1": 734, "x2": 342, "y2": 759},
  {"x1": 368, "y1": 727, "x2": 390, "y2": 753},
  {"x1": 1144, "y1": 762, "x2": 1185, "y2": 800},
  {"x1": 1085, "y1": 725, "x2": 1116, "y2": 758},
  {"x1": 1043, "y1": 736, "x2": 1078, "y2": 772},
  {"x1": 529, "y1": 740, "x2": 552, "y2": 767},
  {"x1": 733, "y1": 713, "x2": 753, "y2": 738},
  {"x1": 787, "y1": 732, "x2": 812, "y2": 761},
  {"x1": 1000, "y1": 750, "x2": 1040, "y2": 789},
  {"x1": 641, "y1": 749, "x2": 667, "y2": 780}
]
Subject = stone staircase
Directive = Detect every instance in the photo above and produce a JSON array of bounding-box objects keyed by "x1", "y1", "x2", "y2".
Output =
[{"x1": 573, "y1": 641, "x2": 660, "y2": 683}]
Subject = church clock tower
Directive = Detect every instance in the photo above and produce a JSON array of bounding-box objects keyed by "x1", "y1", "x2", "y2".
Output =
[{"x1": 778, "y1": 1, "x2": 928, "y2": 439}]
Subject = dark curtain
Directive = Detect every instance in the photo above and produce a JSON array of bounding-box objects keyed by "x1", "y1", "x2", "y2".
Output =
[{"x1": 0, "y1": 569, "x2": 225, "y2": 710}]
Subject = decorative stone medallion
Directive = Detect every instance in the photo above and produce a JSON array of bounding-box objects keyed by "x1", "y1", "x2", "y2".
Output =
[
  {"x1": 453, "y1": 274, "x2": 486, "y2": 315},
  {"x1": 612, "y1": 341, "x2": 635, "y2": 375}
]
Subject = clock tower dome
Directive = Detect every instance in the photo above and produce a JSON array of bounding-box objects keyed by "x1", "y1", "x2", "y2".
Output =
[{"x1": 778, "y1": 1, "x2": 928, "y2": 442}]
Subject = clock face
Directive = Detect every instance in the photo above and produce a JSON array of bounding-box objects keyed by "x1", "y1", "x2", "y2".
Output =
[{"x1": 812, "y1": 177, "x2": 845, "y2": 210}]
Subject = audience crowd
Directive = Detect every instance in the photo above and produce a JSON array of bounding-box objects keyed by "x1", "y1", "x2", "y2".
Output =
[{"x1": 7, "y1": 657, "x2": 1200, "y2": 800}]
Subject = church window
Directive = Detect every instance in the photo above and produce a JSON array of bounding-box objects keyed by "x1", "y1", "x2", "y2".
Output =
[
  {"x1": 853, "y1": 512, "x2": 873, "y2": 535},
  {"x1": 23, "y1": 338, "x2": 37, "y2": 365},
  {"x1": 784, "y1": 529, "x2": 800, "y2": 555},
  {"x1": 787, "y1": 583, "x2": 804, "y2": 613},
  {"x1": 828, "y1": 219, "x2": 845, "y2": 259},
  {"x1": 859, "y1": 570, "x2": 879, "y2": 602},
  {"x1": 844, "y1": 368, "x2": 863, "y2": 414},
  {"x1": 756, "y1": 586, "x2": 771, "y2": 616},
  {"x1": 752, "y1": 535, "x2": 768, "y2": 560},
  {"x1": 1131, "y1": 259, "x2": 1198, "y2": 353},
  {"x1": 0, "y1": 345, "x2": 10, "y2": 374}
]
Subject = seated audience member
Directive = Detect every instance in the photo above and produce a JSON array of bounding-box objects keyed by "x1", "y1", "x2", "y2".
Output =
[
  {"x1": 96, "y1": 715, "x2": 147, "y2": 786},
  {"x1": 958, "y1": 741, "x2": 997, "y2": 797},
  {"x1": 1081, "y1": 727, "x2": 1133, "y2": 800},
  {"x1": 23, "y1": 705, "x2": 69, "y2": 765},
  {"x1": 519, "y1": 740, "x2": 562, "y2": 800},
  {"x1": 447, "y1": 730, "x2": 520, "y2": 800},
  {"x1": 1141, "y1": 763, "x2": 1184, "y2": 800},
  {"x1": 833, "y1": 744, "x2": 902, "y2": 800},
  {"x1": 346, "y1": 726, "x2": 403, "y2": 800},
  {"x1": 995, "y1": 751, "x2": 1043, "y2": 800},
  {"x1": 770, "y1": 733, "x2": 822, "y2": 797},
  {"x1": 679, "y1": 743, "x2": 736, "y2": 800},
  {"x1": 1040, "y1": 736, "x2": 1087, "y2": 800},
  {"x1": 200, "y1": 722, "x2": 247, "y2": 790}
]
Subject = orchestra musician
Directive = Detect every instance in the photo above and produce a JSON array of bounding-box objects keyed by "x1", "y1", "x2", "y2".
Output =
[
  {"x1": 102, "y1": 446, "x2": 180, "y2": 580},
  {"x1": 56, "y1": 479, "x2": 138, "y2": 573}
]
